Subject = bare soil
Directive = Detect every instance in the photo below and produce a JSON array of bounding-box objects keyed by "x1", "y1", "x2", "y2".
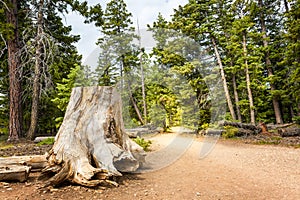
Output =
[{"x1": 0, "y1": 134, "x2": 299, "y2": 200}]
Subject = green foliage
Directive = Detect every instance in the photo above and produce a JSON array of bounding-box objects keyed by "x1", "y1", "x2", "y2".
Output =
[
  {"x1": 292, "y1": 116, "x2": 300, "y2": 125},
  {"x1": 52, "y1": 64, "x2": 91, "y2": 127},
  {"x1": 37, "y1": 137, "x2": 55, "y2": 146},
  {"x1": 133, "y1": 137, "x2": 152, "y2": 151},
  {"x1": 222, "y1": 126, "x2": 239, "y2": 139}
]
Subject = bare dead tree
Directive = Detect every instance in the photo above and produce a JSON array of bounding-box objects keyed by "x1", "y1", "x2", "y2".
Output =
[
  {"x1": 17, "y1": 0, "x2": 56, "y2": 140},
  {"x1": 137, "y1": 19, "x2": 147, "y2": 124},
  {"x1": 26, "y1": 0, "x2": 44, "y2": 140}
]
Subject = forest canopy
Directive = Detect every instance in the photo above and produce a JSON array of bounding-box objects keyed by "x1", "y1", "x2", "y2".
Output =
[{"x1": 0, "y1": 0, "x2": 299, "y2": 141}]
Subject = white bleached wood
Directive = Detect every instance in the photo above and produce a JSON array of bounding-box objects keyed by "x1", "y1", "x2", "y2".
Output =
[{"x1": 42, "y1": 86, "x2": 145, "y2": 187}]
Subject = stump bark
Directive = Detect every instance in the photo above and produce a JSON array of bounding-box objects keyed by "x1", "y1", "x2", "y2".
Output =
[{"x1": 42, "y1": 86, "x2": 145, "y2": 187}]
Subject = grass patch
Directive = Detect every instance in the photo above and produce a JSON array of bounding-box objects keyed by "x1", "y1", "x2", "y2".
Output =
[
  {"x1": 133, "y1": 137, "x2": 152, "y2": 151},
  {"x1": 0, "y1": 143, "x2": 14, "y2": 150},
  {"x1": 37, "y1": 137, "x2": 55, "y2": 146},
  {"x1": 255, "y1": 137, "x2": 282, "y2": 145},
  {"x1": 294, "y1": 144, "x2": 300, "y2": 149},
  {"x1": 255, "y1": 140, "x2": 281, "y2": 145}
]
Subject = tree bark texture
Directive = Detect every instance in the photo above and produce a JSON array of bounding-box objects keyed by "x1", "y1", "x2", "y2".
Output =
[
  {"x1": 42, "y1": 86, "x2": 145, "y2": 187},
  {"x1": 6, "y1": 0, "x2": 22, "y2": 141}
]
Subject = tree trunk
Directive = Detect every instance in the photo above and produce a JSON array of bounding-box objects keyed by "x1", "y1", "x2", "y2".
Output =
[
  {"x1": 140, "y1": 53, "x2": 147, "y2": 124},
  {"x1": 243, "y1": 32, "x2": 255, "y2": 124},
  {"x1": 126, "y1": 76, "x2": 145, "y2": 124},
  {"x1": 27, "y1": 0, "x2": 44, "y2": 140},
  {"x1": 211, "y1": 36, "x2": 236, "y2": 121},
  {"x1": 137, "y1": 22, "x2": 147, "y2": 124},
  {"x1": 6, "y1": 0, "x2": 22, "y2": 141},
  {"x1": 232, "y1": 73, "x2": 242, "y2": 122},
  {"x1": 258, "y1": 0, "x2": 283, "y2": 124},
  {"x1": 283, "y1": 0, "x2": 289, "y2": 12},
  {"x1": 41, "y1": 86, "x2": 145, "y2": 187}
]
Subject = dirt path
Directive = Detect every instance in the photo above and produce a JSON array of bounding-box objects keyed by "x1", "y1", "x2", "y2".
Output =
[{"x1": 1, "y1": 134, "x2": 299, "y2": 200}]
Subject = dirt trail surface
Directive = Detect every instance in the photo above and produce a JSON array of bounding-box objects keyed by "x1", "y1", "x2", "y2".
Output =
[{"x1": 0, "y1": 133, "x2": 299, "y2": 200}]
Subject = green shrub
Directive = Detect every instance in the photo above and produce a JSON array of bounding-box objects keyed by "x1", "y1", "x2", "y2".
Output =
[
  {"x1": 37, "y1": 137, "x2": 55, "y2": 146},
  {"x1": 292, "y1": 116, "x2": 300, "y2": 125},
  {"x1": 133, "y1": 137, "x2": 152, "y2": 151},
  {"x1": 222, "y1": 126, "x2": 239, "y2": 139}
]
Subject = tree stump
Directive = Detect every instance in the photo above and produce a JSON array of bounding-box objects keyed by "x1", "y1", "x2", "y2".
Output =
[{"x1": 42, "y1": 86, "x2": 145, "y2": 187}]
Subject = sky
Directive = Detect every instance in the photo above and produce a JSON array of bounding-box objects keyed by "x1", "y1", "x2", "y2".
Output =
[{"x1": 64, "y1": 0, "x2": 188, "y2": 63}]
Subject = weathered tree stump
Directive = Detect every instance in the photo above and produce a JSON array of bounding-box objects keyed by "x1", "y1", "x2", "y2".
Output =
[{"x1": 41, "y1": 86, "x2": 145, "y2": 187}]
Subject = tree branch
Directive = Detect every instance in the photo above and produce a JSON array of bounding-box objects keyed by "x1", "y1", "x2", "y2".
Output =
[
  {"x1": 0, "y1": 0, "x2": 10, "y2": 12},
  {"x1": 0, "y1": 33, "x2": 8, "y2": 58}
]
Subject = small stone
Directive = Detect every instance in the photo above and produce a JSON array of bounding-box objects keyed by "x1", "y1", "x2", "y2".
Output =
[
  {"x1": 50, "y1": 188, "x2": 59, "y2": 192},
  {"x1": 7, "y1": 188, "x2": 12, "y2": 191},
  {"x1": 25, "y1": 182, "x2": 31, "y2": 187},
  {"x1": 196, "y1": 192, "x2": 201, "y2": 196},
  {"x1": 3, "y1": 182, "x2": 9, "y2": 186}
]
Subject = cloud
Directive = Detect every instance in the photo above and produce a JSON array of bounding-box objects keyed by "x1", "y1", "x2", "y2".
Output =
[{"x1": 64, "y1": 0, "x2": 188, "y2": 62}]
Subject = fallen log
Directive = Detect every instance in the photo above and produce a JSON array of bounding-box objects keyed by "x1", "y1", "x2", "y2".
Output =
[
  {"x1": 278, "y1": 128, "x2": 300, "y2": 137},
  {"x1": 0, "y1": 165, "x2": 31, "y2": 182},
  {"x1": 41, "y1": 86, "x2": 145, "y2": 187},
  {"x1": 0, "y1": 155, "x2": 47, "y2": 170},
  {"x1": 220, "y1": 121, "x2": 261, "y2": 132},
  {"x1": 0, "y1": 155, "x2": 47, "y2": 182},
  {"x1": 267, "y1": 123, "x2": 296, "y2": 130}
]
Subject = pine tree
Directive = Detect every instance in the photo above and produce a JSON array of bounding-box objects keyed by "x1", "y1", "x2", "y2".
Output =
[
  {"x1": 52, "y1": 64, "x2": 91, "y2": 127},
  {"x1": 171, "y1": 0, "x2": 237, "y2": 121},
  {"x1": 256, "y1": 0, "x2": 284, "y2": 124},
  {"x1": 283, "y1": 0, "x2": 300, "y2": 121},
  {"x1": 1, "y1": 0, "x2": 23, "y2": 141},
  {"x1": 88, "y1": 0, "x2": 138, "y2": 85},
  {"x1": 1, "y1": 1, "x2": 86, "y2": 139},
  {"x1": 87, "y1": 0, "x2": 146, "y2": 124}
]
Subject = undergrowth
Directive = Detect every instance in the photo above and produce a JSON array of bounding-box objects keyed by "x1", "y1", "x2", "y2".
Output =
[
  {"x1": 37, "y1": 137, "x2": 55, "y2": 146},
  {"x1": 222, "y1": 126, "x2": 239, "y2": 139},
  {"x1": 133, "y1": 136, "x2": 152, "y2": 151}
]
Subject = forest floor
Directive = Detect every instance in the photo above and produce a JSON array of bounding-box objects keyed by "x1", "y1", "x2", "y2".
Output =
[{"x1": 0, "y1": 133, "x2": 299, "y2": 200}]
